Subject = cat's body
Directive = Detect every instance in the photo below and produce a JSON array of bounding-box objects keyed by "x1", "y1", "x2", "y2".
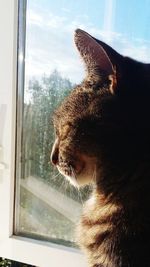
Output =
[
  {"x1": 78, "y1": 184, "x2": 150, "y2": 267},
  {"x1": 51, "y1": 29, "x2": 150, "y2": 266}
]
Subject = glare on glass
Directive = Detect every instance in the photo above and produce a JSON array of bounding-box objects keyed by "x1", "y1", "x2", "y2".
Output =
[{"x1": 15, "y1": 0, "x2": 150, "y2": 246}]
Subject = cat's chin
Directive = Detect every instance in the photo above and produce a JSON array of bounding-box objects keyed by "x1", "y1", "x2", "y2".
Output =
[
  {"x1": 57, "y1": 155, "x2": 97, "y2": 187},
  {"x1": 75, "y1": 154, "x2": 97, "y2": 186},
  {"x1": 57, "y1": 165, "x2": 79, "y2": 187},
  {"x1": 75, "y1": 166, "x2": 97, "y2": 186}
]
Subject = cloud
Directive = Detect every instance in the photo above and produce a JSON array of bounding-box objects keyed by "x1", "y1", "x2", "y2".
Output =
[
  {"x1": 26, "y1": 9, "x2": 85, "y2": 83},
  {"x1": 27, "y1": 10, "x2": 43, "y2": 27},
  {"x1": 25, "y1": 8, "x2": 150, "y2": 85},
  {"x1": 61, "y1": 7, "x2": 70, "y2": 13}
]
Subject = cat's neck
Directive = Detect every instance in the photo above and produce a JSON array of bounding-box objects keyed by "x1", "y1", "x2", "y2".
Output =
[{"x1": 94, "y1": 161, "x2": 150, "y2": 208}]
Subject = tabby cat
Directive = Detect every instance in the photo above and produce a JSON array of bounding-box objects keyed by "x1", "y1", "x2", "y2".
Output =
[{"x1": 51, "y1": 29, "x2": 150, "y2": 267}]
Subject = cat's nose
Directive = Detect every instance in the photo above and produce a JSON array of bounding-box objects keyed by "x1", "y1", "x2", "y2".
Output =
[{"x1": 51, "y1": 139, "x2": 59, "y2": 165}]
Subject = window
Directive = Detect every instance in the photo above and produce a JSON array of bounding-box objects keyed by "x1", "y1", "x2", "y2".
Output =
[
  {"x1": 14, "y1": 0, "x2": 90, "y2": 247},
  {"x1": 0, "y1": 1, "x2": 86, "y2": 266},
  {"x1": 1, "y1": 0, "x2": 150, "y2": 266}
]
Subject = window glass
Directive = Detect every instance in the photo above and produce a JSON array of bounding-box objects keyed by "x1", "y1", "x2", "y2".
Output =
[{"x1": 15, "y1": 0, "x2": 150, "y2": 246}]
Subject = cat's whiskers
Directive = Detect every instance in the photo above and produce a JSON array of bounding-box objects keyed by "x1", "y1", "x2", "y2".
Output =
[
  {"x1": 78, "y1": 188, "x2": 84, "y2": 207},
  {"x1": 51, "y1": 171, "x2": 61, "y2": 181},
  {"x1": 70, "y1": 165, "x2": 85, "y2": 207},
  {"x1": 57, "y1": 177, "x2": 66, "y2": 193},
  {"x1": 68, "y1": 180, "x2": 74, "y2": 199},
  {"x1": 90, "y1": 164, "x2": 97, "y2": 186},
  {"x1": 82, "y1": 166, "x2": 96, "y2": 201},
  {"x1": 59, "y1": 180, "x2": 68, "y2": 206},
  {"x1": 50, "y1": 171, "x2": 71, "y2": 204},
  {"x1": 70, "y1": 165, "x2": 79, "y2": 188}
]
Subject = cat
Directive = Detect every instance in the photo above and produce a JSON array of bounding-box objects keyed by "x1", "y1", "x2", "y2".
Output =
[{"x1": 51, "y1": 29, "x2": 150, "y2": 267}]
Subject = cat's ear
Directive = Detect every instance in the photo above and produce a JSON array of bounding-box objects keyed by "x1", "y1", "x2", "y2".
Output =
[{"x1": 74, "y1": 29, "x2": 118, "y2": 94}]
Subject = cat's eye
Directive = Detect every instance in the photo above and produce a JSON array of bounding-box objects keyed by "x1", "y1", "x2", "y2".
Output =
[{"x1": 1, "y1": 0, "x2": 150, "y2": 266}]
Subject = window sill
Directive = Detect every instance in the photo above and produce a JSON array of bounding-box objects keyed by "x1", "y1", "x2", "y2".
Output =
[{"x1": 0, "y1": 236, "x2": 87, "y2": 267}]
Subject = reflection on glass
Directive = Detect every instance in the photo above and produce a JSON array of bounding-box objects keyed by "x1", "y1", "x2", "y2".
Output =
[{"x1": 15, "y1": 0, "x2": 150, "y2": 246}]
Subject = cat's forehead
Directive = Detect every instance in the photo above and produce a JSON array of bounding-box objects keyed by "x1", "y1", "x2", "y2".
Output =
[
  {"x1": 53, "y1": 83, "x2": 111, "y2": 128},
  {"x1": 53, "y1": 89, "x2": 86, "y2": 125}
]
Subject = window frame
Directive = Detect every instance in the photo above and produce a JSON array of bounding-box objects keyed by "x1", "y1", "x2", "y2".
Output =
[{"x1": 0, "y1": 1, "x2": 86, "y2": 266}]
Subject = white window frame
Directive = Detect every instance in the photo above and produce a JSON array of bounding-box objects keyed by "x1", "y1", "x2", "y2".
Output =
[{"x1": 0, "y1": 1, "x2": 87, "y2": 266}]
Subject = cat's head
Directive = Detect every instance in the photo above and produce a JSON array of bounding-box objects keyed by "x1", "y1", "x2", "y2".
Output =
[{"x1": 51, "y1": 29, "x2": 150, "y2": 189}]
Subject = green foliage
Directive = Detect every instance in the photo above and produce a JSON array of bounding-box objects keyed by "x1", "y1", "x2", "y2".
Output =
[
  {"x1": 22, "y1": 70, "x2": 73, "y2": 183},
  {"x1": 0, "y1": 72, "x2": 76, "y2": 267},
  {"x1": 22, "y1": 69, "x2": 90, "y2": 201},
  {"x1": 0, "y1": 258, "x2": 11, "y2": 267},
  {"x1": 0, "y1": 258, "x2": 33, "y2": 267}
]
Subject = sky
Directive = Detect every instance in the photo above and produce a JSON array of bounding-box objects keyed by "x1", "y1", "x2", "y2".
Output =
[{"x1": 25, "y1": 0, "x2": 150, "y2": 84}]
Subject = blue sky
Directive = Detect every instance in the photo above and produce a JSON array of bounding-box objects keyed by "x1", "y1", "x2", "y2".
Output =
[{"x1": 25, "y1": 0, "x2": 150, "y2": 84}]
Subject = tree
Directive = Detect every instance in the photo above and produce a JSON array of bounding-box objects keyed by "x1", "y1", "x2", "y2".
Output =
[{"x1": 22, "y1": 70, "x2": 73, "y2": 184}]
